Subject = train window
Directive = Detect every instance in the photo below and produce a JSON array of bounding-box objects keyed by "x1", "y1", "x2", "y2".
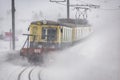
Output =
[
  {"x1": 47, "y1": 28, "x2": 57, "y2": 41},
  {"x1": 42, "y1": 27, "x2": 57, "y2": 41},
  {"x1": 42, "y1": 28, "x2": 46, "y2": 39}
]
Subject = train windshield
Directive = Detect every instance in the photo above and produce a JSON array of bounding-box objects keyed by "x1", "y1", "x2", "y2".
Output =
[{"x1": 42, "y1": 27, "x2": 57, "y2": 41}]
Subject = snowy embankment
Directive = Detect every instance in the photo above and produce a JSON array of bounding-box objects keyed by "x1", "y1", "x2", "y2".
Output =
[{"x1": 0, "y1": 10, "x2": 120, "y2": 80}]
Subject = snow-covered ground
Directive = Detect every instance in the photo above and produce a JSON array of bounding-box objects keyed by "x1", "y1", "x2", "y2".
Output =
[{"x1": 0, "y1": 10, "x2": 120, "y2": 80}]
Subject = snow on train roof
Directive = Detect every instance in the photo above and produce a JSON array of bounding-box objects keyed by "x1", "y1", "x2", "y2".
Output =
[
  {"x1": 31, "y1": 18, "x2": 89, "y2": 27},
  {"x1": 31, "y1": 20, "x2": 59, "y2": 25}
]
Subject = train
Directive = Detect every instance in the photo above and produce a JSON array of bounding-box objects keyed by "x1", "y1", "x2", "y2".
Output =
[{"x1": 20, "y1": 18, "x2": 91, "y2": 62}]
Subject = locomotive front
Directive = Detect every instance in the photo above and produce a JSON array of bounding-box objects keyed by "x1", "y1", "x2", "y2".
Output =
[{"x1": 20, "y1": 21, "x2": 61, "y2": 61}]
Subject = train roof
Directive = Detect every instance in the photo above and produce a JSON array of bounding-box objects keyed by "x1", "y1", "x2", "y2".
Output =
[
  {"x1": 31, "y1": 18, "x2": 90, "y2": 27},
  {"x1": 58, "y1": 18, "x2": 88, "y2": 25},
  {"x1": 31, "y1": 20, "x2": 59, "y2": 25}
]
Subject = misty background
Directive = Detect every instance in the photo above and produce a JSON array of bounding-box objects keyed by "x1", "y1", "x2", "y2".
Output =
[
  {"x1": 0, "y1": 0, "x2": 120, "y2": 80},
  {"x1": 0, "y1": 0, "x2": 120, "y2": 33}
]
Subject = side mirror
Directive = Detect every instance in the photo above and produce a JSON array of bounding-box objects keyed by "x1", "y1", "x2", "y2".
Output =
[
  {"x1": 28, "y1": 27, "x2": 30, "y2": 31},
  {"x1": 61, "y1": 28, "x2": 63, "y2": 33}
]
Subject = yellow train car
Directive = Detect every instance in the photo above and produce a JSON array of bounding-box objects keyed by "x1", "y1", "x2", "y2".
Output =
[
  {"x1": 20, "y1": 19, "x2": 91, "y2": 61},
  {"x1": 29, "y1": 21, "x2": 62, "y2": 47}
]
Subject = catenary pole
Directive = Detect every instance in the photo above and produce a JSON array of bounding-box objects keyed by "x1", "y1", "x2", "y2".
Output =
[
  {"x1": 67, "y1": 0, "x2": 70, "y2": 19},
  {"x1": 11, "y1": 0, "x2": 15, "y2": 50}
]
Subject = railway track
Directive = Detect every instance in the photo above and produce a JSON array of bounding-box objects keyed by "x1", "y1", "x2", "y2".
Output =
[
  {"x1": 17, "y1": 67, "x2": 42, "y2": 80},
  {"x1": 17, "y1": 67, "x2": 28, "y2": 80},
  {"x1": 38, "y1": 70, "x2": 42, "y2": 80},
  {"x1": 28, "y1": 68, "x2": 35, "y2": 80}
]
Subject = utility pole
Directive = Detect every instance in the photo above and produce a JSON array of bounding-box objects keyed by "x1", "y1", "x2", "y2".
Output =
[
  {"x1": 67, "y1": 0, "x2": 70, "y2": 19},
  {"x1": 10, "y1": 29, "x2": 12, "y2": 50},
  {"x1": 11, "y1": 0, "x2": 15, "y2": 50}
]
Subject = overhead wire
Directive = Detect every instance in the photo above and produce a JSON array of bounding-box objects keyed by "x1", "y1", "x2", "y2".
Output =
[
  {"x1": 55, "y1": 2, "x2": 66, "y2": 6},
  {"x1": 51, "y1": 0, "x2": 120, "y2": 11},
  {"x1": 99, "y1": 8, "x2": 120, "y2": 10},
  {"x1": 76, "y1": 0, "x2": 120, "y2": 10},
  {"x1": 76, "y1": 0, "x2": 96, "y2": 5}
]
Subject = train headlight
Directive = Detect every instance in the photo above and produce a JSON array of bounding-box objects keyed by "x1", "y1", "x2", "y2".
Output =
[
  {"x1": 34, "y1": 49, "x2": 41, "y2": 53},
  {"x1": 43, "y1": 20, "x2": 47, "y2": 24}
]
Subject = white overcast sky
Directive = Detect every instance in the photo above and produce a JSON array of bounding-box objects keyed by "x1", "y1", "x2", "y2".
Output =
[
  {"x1": 0, "y1": 0, "x2": 120, "y2": 32},
  {"x1": 0, "y1": 0, "x2": 119, "y2": 18}
]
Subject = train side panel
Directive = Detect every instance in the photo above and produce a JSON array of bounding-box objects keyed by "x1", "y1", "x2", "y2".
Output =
[
  {"x1": 61, "y1": 26, "x2": 73, "y2": 46},
  {"x1": 73, "y1": 26, "x2": 91, "y2": 42},
  {"x1": 29, "y1": 24, "x2": 42, "y2": 42}
]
